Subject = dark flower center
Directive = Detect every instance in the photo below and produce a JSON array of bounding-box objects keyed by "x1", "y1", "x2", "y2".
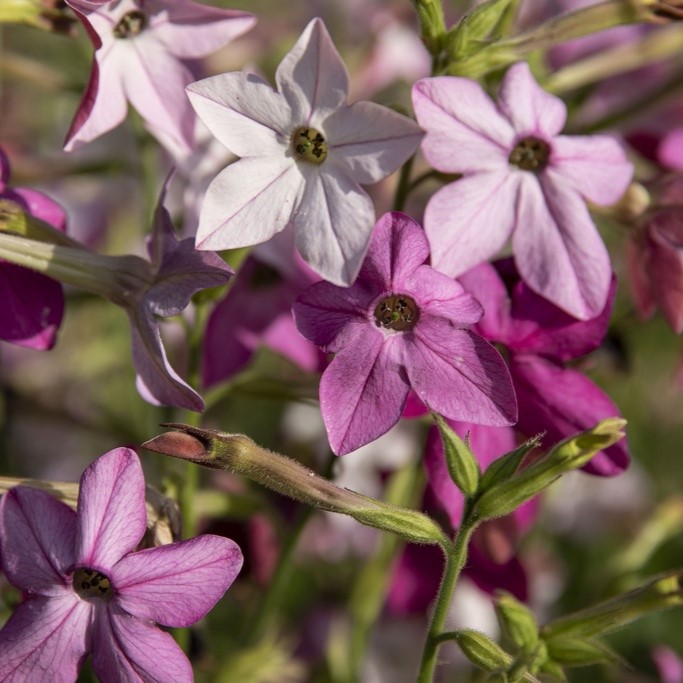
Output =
[
  {"x1": 374, "y1": 295, "x2": 419, "y2": 331},
  {"x1": 249, "y1": 262, "x2": 283, "y2": 289},
  {"x1": 508, "y1": 136, "x2": 550, "y2": 172},
  {"x1": 291, "y1": 127, "x2": 328, "y2": 164},
  {"x1": 113, "y1": 10, "x2": 147, "y2": 38},
  {"x1": 73, "y1": 567, "x2": 114, "y2": 602}
]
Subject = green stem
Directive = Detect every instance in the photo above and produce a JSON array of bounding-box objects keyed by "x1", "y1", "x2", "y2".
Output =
[{"x1": 393, "y1": 154, "x2": 416, "y2": 212}]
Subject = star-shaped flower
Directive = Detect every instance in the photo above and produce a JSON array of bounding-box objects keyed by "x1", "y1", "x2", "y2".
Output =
[
  {"x1": 412, "y1": 61, "x2": 633, "y2": 320},
  {"x1": 293, "y1": 211, "x2": 517, "y2": 455},
  {"x1": 63, "y1": 0, "x2": 255, "y2": 153},
  {"x1": 186, "y1": 18, "x2": 424, "y2": 286},
  {"x1": 0, "y1": 447, "x2": 243, "y2": 681}
]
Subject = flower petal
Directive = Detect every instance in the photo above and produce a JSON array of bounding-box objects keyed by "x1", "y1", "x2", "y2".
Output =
[
  {"x1": 10, "y1": 188, "x2": 67, "y2": 231},
  {"x1": 0, "y1": 487, "x2": 76, "y2": 594},
  {"x1": 75, "y1": 448, "x2": 147, "y2": 570},
  {"x1": 112, "y1": 535, "x2": 242, "y2": 627},
  {"x1": 195, "y1": 157, "x2": 302, "y2": 251},
  {"x1": 320, "y1": 333, "x2": 409, "y2": 455},
  {"x1": 0, "y1": 595, "x2": 90, "y2": 683},
  {"x1": 276, "y1": 18, "x2": 349, "y2": 126},
  {"x1": 497, "y1": 62, "x2": 566, "y2": 137},
  {"x1": 325, "y1": 101, "x2": 423, "y2": 184}
]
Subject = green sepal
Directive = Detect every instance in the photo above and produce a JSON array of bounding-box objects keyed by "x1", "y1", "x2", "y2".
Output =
[
  {"x1": 539, "y1": 659, "x2": 567, "y2": 682},
  {"x1": 479, "y1": 435, "x2": 541, "y2": 494},
  {"x1": 454, "y1": 629, "x2": 513, "y2": 671},
  {"x1": 545, "y1": 637, "x2": 626, "y2": 668},
  {"x1": 446, "y1": 0, "x2": 515, "y2": 59},
  {"x1": 412, "y1": 0, "x2": 447, "y2": 57},
  {"x1": 494, "y1": 591, "x2": 539, "y2": 652},
  {"x1": 433, "y1": 413, "x2": 480, "y2": 497}
]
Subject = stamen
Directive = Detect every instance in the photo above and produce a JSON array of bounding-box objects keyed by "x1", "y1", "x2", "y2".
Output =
[
  {"x1": 374, "y1": 295, "x2": 419, "y2": 332},
  {"x1": 508, "y1": 136, "x2": 550, "y2": 172},
  {"x1": 291, "y1": 127, "x2": 328, "y2": 164},
  {"x1": 73, "y1": 567, "x2": 114, "y2": 602},
  {"x1": 113, "y1": 10, "x2": 147, "y2": 38}
]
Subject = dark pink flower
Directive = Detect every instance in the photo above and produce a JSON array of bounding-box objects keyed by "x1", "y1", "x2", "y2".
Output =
[
  {"x1": 293, "y1": 211, "x2": 516, "y2": 455},
  {"x1": 0, "y1": 447, "x2": 243, "y2": 681}
]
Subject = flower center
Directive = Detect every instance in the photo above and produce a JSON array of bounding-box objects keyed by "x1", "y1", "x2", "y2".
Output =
[
  {"x1": 113, "y1": 10, "x2": 147, "y2": 38},
  {"x1": 291, "y1": 127, "x2": 328, "y2": 164},
  {"x1": 73, "y1": 567, "x2": 114, "y2": 602},
  {"x1": 249, "y1": 262, "x2": 283, "y2": 289},
  {"x1": 508, "y1": 136, "x2": 550, "y2": 172},
  {"x1": 374, "y1": 295, "x2": 419, "y2": 332}
]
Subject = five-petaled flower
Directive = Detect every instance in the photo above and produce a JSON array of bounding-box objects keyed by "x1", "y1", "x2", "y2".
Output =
[
  {"x1": 293, "y1": 211, "x2": 517, "y2": 456},
  {"x1": 412, "y1": 61, "x2": 633, "y2": 321},
  {"x1": 0, "y1": 447, "x2": 243, "y2": 682},
  {"x1": 186, "y1": 17, "x2": 424, "y2": 286}
]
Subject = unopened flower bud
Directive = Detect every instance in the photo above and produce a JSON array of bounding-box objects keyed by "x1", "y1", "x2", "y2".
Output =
[
  {"x1": 545, "y1": 637, "x2": 624, "y2": 667},
  {"x1": 494, "y1": 591, "x2": 539, "y2": 652},
  {"x1": 433, "y1": 414, "x2": 480, "y2": 497},
  {"x1": 454, "y1": 629, "x2": 513, "y2": 672}
]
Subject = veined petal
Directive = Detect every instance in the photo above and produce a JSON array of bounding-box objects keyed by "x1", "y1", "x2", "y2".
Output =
[
  {"x1": 325, "y1": 101, "x2": 423, "y2": 184},
  {"x1": 187, "y1": 72, "x2": 291, "y2": 157},
  {"x1": 196, "y1": 157, "x2": 302, "y2": 251},
  {"x1": 0, "y1": 487, "x2": 76, "y2": 594},
  {"x1": 75, "y1": 448, "x2": 147, "y2": 570},
  {"x1": 550, "y1": 135, "x2": 633, "y2": 206},
  {"x1": 294, "y1": 166, "x2": 374, "y2": 286},
  {"x1": 406, "y1": 320, "x2": 517, "y2": 425},
  {"x1": 91, "y1": 604, "x2": 192, "y2": 683},
  {"x1": 113, "y1": 535, "x2": 242, "y2": 627},
  {"x1": 513, "y1": 171, "x2": 611, "y2": 320},
  {"x1": 276, "y1": 18, "x2": 349, "y2": 126},
  {"x1": 425, "y1": 171, "x2": 519, "y2": 277},
  {"x1": 412, "y1": 77, "x2": 514, "y2": 173},
  {"x1": 0, "y1": 595, "x2": 90, "y2": 683},
  {"x1": 497, "y1": 62, "x2": 566, "y2": 137},
  {"x1": 320, "y1": 333, "x2": 409, "y2": 455}
]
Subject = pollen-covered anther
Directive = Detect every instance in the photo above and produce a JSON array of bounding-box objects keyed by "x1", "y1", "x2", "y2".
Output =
[
  {"x1": 509, "y1": 136, "x2": 550, "y2": 172},
  {"x1": 291, "y1": 127, "x2": 328, "y2": 164},
  {"x1": 374, "y1": 294, "x2": 419, "y2": 331},
  {"x1": 73, "y1": 567, "x2": 114, "y2": 602},
  {"x1": 113, "y1": 10, "x2": 147, "y2": 38}
]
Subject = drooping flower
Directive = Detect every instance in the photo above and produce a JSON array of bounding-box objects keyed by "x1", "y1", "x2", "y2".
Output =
[
  {"x1": 63, "y1": 0, "x2": 255, "y2": 153},
  {"x1": 0, "y1": 447, "x2": 243, "y2": 681},
  {"x1": 293, "y1": 211, "x2": 517, "y2": 456},
  {"x1": 186, "y1": 18, "x2": 424, "y2": 286},
  {"x1": 412, "y1": 61, "x2": 633, "y2": 320},
  {"x1": 0, "y1": 149, "x2": 66, "y2": 350}
]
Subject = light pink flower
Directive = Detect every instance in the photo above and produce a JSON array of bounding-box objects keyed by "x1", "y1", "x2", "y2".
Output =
[
  {"x1": 63, "y1": 0, "x2": 255, "y2": 153},
  {"x1": 412, "y1": 61, "x2": 633, "y2": 320},
  {"x1": 186, "y1": 18, "x2": 423, "y2": 286},
  {"x1": 0, "y1": 447, "x2": 243, "y2": 682}
]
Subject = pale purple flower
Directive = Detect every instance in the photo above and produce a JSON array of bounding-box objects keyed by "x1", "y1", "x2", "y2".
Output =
[
  {"x1": 186, "y1": 18, "x2": 424, "y2": 286},
  {"x1": 0, "y1": 447, "x2": 243, "y2": 682},
  {"x1": 293, "y1": 211, "x2": 516, "y2": 456},
  {"x1": 412, "y1": 61, "x2": 633, "y2": 320},
  {"x1": 63, "y1": 0, "x2": 255, "y2": 153}
]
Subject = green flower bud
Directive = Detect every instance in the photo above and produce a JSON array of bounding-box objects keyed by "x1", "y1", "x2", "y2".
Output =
[
  {"x1": 479, "y1": 436, "x2": 540, "y2": 494},
  {"x1": 454, "y1": 629, "x2": 513, "y2": 672},
  {"x1": 433, "y1": 413, "x2": 480, "y2": 497},
  {"x1": 495, "y1": 591, "x2": 539, "y2": 651},
  {"x1": 539, "y1": 659, "x2": 567, "y2": 682},
  {"x1": 446, "y1": 0, "x2": 516, "y2": 59},
  {"x1": 545, "y1": 638, "x2": 624, "y2": 668}
]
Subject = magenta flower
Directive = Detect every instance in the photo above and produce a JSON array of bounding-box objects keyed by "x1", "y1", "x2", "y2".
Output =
[
  {"x1": 63, "y1": 0, "x2": 255, "y2": 153},
  {"x1": 0, "y1": 447, "x2": 243, "y2": 681},
  {"x1": 0, "y1": 149, "x2": 66, "y2": 350},
  {"x1": 186, "y1": 18, "x2": 423, "y2": 285},
  {"x1": 412, "y1": 61, "x2": 633, "y2": 320},
  {"x1": 293, "y1": 211, "x2": 516, "y2": 455}
]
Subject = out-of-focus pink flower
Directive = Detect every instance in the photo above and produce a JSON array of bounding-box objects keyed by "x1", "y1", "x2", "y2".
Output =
[
  {"x1": 660, "y1": 129, "x2": 683, "y2": 171},
  {"x1": 294, "y1": 211, "x2": 516, "y2": 455},
  {"x1": 186, "y1": 18, "x2": 423, "y2": 286},
  {"x1": 0, "y1": 447, "x2": 243, "y2": 682},
  {"x1": 653, "y1": 645, "x2": 683, "y2": 683},
  {"x1": 0, "y1": 149, "x2": 66, "y2": 350},
  {"x1": 412, "y1": 61, "x2": 633, "y2": 320},
  {"x1": 63, "y1": 0, "x2": 255, "y2": 152}
]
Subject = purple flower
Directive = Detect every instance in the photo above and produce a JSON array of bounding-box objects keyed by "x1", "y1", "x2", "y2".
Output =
[
  {"x1": 186, "y1": 18, "x2": 423, "y2": 286},
  {"x1": 293, "y1": 211, "x2": 516, "y2": 455},
  {"x1": 412, "y1": 61, "x2": 633, "y2": 320},
  {"x1": 63, "y1": 0, "x2": 255, "y2": 153},
  {"x1": 0, "y1": 149, "x2": 66, "y2": 350},
  {"x1": 0, "y1": 447, "x2": 243, "y2": 681},
  {"x1": 460, "y1": 259, "x2": 629, "y2": 476}
]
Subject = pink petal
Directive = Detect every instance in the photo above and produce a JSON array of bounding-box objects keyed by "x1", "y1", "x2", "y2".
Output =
[
  {"x1": 275, "y1": 18, "x2": 349, "y2": 126},
  {"x1": 324, "y1": 101, "x2": 423, "y2": 184},
  {"x1": 659, "y1": 128, "x2": 683, "y2": 171},
  {"x1": 91, "y1": 605, "x2": 192, "y2": 683},
  {"x1": 551, "y1": 135, "x2": 633, "y2": 206},
  {"x1": 626, "y1": 234, "x2": 657, "y2": 321},
  {"x1": 0, "y1": 595, "x2": 90, "y2": 683},
  {"x1": 513, "y1": 171, "x2": 611, "y2": 320},
  {"x1": 294, "y1": 167, "x2": 374, "y2": 286},
  {"x1": 497, "y1": 62, "x2": 566, "y2": 137},
  {"x1": 425, "y1": 171, "x2": 520, "y2": 277},
  {"x1": 112, "y1": 535, "x2": 242, "y2": 627},
  {"x1": 11, "y1": 188, "x2": 67, "y2": 231},
  {"x1": 75, "y1": 448, "x2": 147, "y2": 570},
  {"x1": 320, "y1": 333, "x2": 409, "y2": 455},
  {"x1": 0, "y1": 487, "x2": 76, "y2": 594},
  {"x1": 412, "y1": 76, "x2": 514, "y2": 173},
  {"x1": 195, "y1": 157, "x2": 302, "y2": 251}
]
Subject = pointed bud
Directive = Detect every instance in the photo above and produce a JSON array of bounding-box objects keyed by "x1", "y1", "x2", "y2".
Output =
[
  {"x1": 447, "y1": 0, "x2": 515, "y2": 58},
  {"x1": 545, "y1": 638, "x2": 625, "y2": 668},
  {"x1": 479, "y1": 436, "x2": 541, "y2": 493},
  {"x1": 433, "y1": 414, "x2": 480, "y2": 497},
  {"x1": 455, "y1": 629, "x2": 512, "y2": 672},
  {"x1": 494, "y1": 591, "x2": 539, "y2": 652},
  {"x1": 412, "y1": 0, "x2": 447, "y2": 56}
]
